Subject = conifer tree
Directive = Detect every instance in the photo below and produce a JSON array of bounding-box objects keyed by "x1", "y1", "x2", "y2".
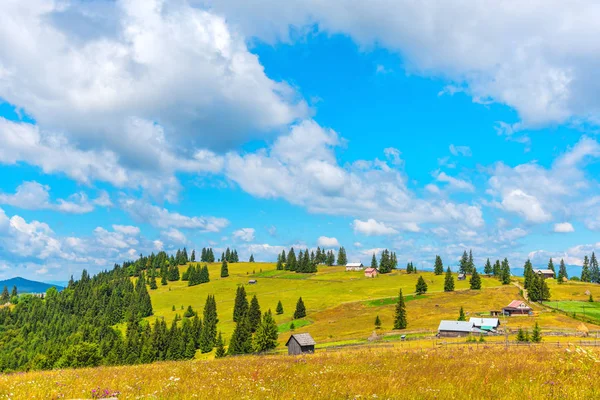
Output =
[
  {"x1": 199, "y1": 295, "x2": 218, "y2": 353},
  {"x1": 149, "y1": 274, "x2": 158, "y2": 290},
  {"x1": 468, "y1": 250, "x2": 474, "y2": 274},
  {"x1": 190, "y1": 249, "x2": 196, "y2": 263},
  {"x1": 233, "y1": 286, "x2": 249, "y2": 323},
  {"x1": 500, "y1": 258, "x2": 511, "y2": 284},
  {"x1": 287, "y1": 248, "x2": 297, "y2": 271},
  {"x1": 249, "y1": 254, "x2": 255, "y2": 263},
  {"x1": 215, "y1": 332, "x2": 226, "y2": 358},
  {"x1": 516, "y1": 328, "x2": 527, "y2": 342},
  {"x1": 294, "y1": 297, "x2": 306, "y2": 319},
  {"x1": 248, "y1": 295, "x2": 262, "y2": 333},
  {"x1": 281, "y1": 250, "x2": 287, "y2": 264},
  {"x1": 469, "y1": 268, "x2": 482, "y2": 290},
  {"x1": 458, "y1": 306, "x2": 466, "y2": 321},
  {"x1": 484, "y1": 258, "x2": 492, "y2": 276},
  {"x1": 493, "y1": 259, "x2": 501, "y2": 276},
  {"x1": 254, "y1": 310, "x2": 279, "y2": 352},
  {"x1": 393, "y1": 289, "x2": 407, "y2": 329},
  {"x1": 591, "y1": 252, "x2": 600, "y2": 283},
  {"x1": 289, "y1": 322, "x2": 295, "y2": 331},
  {"x1": 459, "y1": 251, "x2": 469, "y2": 274},
  {"x1": 161, "y1": 275, "x2": 167, "y2": 286},
  {"x1": 434, "y1": 255, "x2": 444, "y2": 275},
  {"x1": 375, "y1": 315, "x2": 381, "y2": 329},
  {"x1": 557, "y1": 259, "x2": 568, "y2": 283},
  {"x1": 221, "y1": 259, "x2": 229, "y2": 278},
  {"x1": 276, "y1": 300, "x2": 284, "y2": 315},
  {"x1": 371, "y1": 253, "x2": 378, "y2": 269},
  {"x1": 228, "y1": 316, "x2": 253, "y2": 355},
  {"x1": 184, "y1": 305, "x2": 196, "y2": 318},
  {"x1": 415, "y1": 275, "x2": 428, "y2": 295},
  {"x1": 582, "y1": 255, "x2": 591, "y2": 282},
  {"x1": 337, "y1": 247, "x2": 347, "y2": 266},
  {"x1": 531, "y1": 322, "x2": 542, "y2": 343},
  {"x1": 523, "y1": 259, "x2": 534, "y2": 289},
  {"x1": 548, "y1": 258, "x2": 556, "y2": 278},
  {"x1": 276, "y1": 255, "x2": 284, "y2": 270},
  {"x1": 444, "y1": 267, "x2": 455, "y2": 292},
  {"x1": 11, "y1": 285, "x2": 17, "y2": 298},
  {"x1": 590, "y1": 294, "x2": 594, "y2": 303},
  {"x1": 1, "y1": 286, "x2": 9, "y2": 303}
]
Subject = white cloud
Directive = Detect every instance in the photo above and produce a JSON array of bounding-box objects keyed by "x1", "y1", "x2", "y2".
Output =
[
  {"x1": 120, "y1": 198, "x2": 229, "y2": 232},
  {"x1": 353, "y1": 219, "x2": 398, "y2": 236},
  {"x1": 554, "y1": 222, "x2": 575, "y2": 233},
  {"x1": 161, "y1": 228, "x2": 187, "y2": 244},
  {"x1": 317, "y1": 236, "x2": 340, "y2": 248},
  {"x1": 0, "y1": 181, "x2": 105, "y2": 214},
  {"x1": 207, "y1": 0, "x2": 600, "y2": 129},
  {"x1": 449, "y1": 145, "x2": 472, "y2": 157},
  {"x1": 112, "y1": 225, "x2": 141, "y2": 236},
  {"x1": 436, "y1": 172, "x2": 475, "y2": 192},
  {"x1": 500, "y1": 189, "x2": 551, "y2": 223},
  {"x1": 233, "y1": 228, "x2": 256, "y2": 242},
  {"x1": 353, "y1": 242, "x2": 362, "y2": 247}
]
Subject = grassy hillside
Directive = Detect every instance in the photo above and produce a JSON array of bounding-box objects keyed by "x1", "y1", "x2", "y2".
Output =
[
  {"x1": 147, "y1": 263, "x2": 599, "y2": 352},
  {"x1": 3, "y1": 345, "x2": 600, "y2": 399}
]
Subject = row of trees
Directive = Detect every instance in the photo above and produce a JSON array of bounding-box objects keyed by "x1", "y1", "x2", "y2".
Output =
[
  {"x1": 182, "y1": 264, "x2": 210, "y2": 286},
  {"x1": 370, "y1": 249, "x2": 399, "y2": 273},
  {"x1": 276, "y1": 248, "x2": 318, "y2": 273},
  {"x1": 0, "y1": 285, "x2": 17, "y2": 304},
  {"x1": 523, "y1": 260, "x2": 551, "y2": 301}
]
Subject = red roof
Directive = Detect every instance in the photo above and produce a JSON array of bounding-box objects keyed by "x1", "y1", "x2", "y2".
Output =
[
  {"x1": 505, "y1": 300, "x2": 530, "y2": 309},
  {"x1": 364, "y1": 268, "x2": 377, "y2": 273}
]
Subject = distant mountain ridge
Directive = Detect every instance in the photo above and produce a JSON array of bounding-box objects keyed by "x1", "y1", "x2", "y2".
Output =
[{"x1": 0, "y1": 277, "x2": 64, "y2": 294}]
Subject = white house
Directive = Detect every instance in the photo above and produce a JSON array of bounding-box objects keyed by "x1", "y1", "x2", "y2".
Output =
[{"x1": 345, "y1": 262, "x2": 364, "y2": 271}]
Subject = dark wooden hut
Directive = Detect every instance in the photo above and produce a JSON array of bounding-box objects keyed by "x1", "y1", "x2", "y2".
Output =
[{"x1": 286, "y1": 333, "x2": 316, "y2": 355}]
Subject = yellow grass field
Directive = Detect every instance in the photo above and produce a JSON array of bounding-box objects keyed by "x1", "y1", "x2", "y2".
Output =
[{"x1": 3, "y1": 345, "x2": 600, "y2": 399}]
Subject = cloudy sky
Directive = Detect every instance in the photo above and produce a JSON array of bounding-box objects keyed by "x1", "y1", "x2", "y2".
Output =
[{"x1": 2, "y1": 0, "x2": 600, "y2": 280}]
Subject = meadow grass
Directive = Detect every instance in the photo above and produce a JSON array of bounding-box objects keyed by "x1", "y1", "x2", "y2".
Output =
[{"x1": 3, "y1": 345, "x2": 600, "y2": 399}]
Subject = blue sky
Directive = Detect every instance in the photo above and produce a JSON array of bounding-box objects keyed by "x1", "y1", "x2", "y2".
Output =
[{"x1": 1, "y1": 0, "x2": 600, "y2": 280}]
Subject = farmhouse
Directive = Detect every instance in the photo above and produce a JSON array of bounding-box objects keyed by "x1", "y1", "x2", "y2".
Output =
[
  {"x1": 286, "y1": 333, "x2": 316, "y2": 355},
  {"x1": 457, "y1": 273, "x2": 466, "y2": 281},
  {"x1": 533, "y1": 269, "x2": 555, "y2": 279},
  {"x1": 502, "y1": 300, "x2": 532, "y2": 316},
  {"x1": 346, "y1": 262, "x2": 365, "y2": 271},
  {"x1": 364, "y1": 268, "x2": 378, "y2": 278},
  {"x1": 437, "y1": 320, "x2": 485, "y2": 337},
  {"x1": 469, "y1": 317, "x2": 500, "y2": 332}
]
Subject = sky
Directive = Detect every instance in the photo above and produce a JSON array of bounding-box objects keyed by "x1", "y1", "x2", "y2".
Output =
[{"x1": 2, "y1": 0, "x2": 600, "y2": 280}]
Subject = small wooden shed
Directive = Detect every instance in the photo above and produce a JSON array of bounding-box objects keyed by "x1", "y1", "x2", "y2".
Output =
[
  {"x1": 248, "y1": 279, "x2": 257, "y2": 284},
  {"x1": 286, "y1": 333, "x2": 316, "y2": 355},
  {"x1": 364, "y1": 267, "x2": 378, "y2": 278}
]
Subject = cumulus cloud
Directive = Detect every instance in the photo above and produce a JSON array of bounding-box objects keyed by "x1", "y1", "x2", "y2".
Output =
[
  {"x1": 0, "y1": 181, "x2": 108, "y2": 214},
  {"x1": 554, "y1": 222, "x2": 575, "y2": 233},
  {"x1": 317, "y1": 236, "x2": 340, "y2": 248},
  {"x1": 449, "y1": 145, "x2": 472, "y2": 157},
  {"x1": 353, "y1": 219, "x2": 398, "y2": 236},
  {"x1": 233, "y1": 228, "x2": 256, "y2": 242},
  {"x1": 436, "y1": 172, "x2": 475, "y2": 192},
  {"x1": 206, "y1": 0, "x2": 600, "y2": 129}
]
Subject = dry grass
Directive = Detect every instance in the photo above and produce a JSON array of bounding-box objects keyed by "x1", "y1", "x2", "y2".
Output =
[{"x1": 3, "y1": 345, "x2": 600, "y2": 399}]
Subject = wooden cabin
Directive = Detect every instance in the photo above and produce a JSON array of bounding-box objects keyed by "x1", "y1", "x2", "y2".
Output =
[
  {"x1": 364, "y1": 267, "x2": 378, "y2": 278},
  {"x1": 345, "y1": 262, "x2": 364, "y2": 271},
  {"x1": 502, "y1": 300, "x2": 532, "y2": 316},
  {"x1": 286, "y1": 333, "x2": 316, "y2": 355}
]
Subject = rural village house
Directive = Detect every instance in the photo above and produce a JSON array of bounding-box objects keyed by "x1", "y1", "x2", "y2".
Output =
[
  {"x1": 286, "y1": 333, "x2": 316, "y2": 355},
  {"x1": 533, "y1": 269, "x2": 555, "y2": 279},
  {"x1": 502, "y1": 300, "x2": 532, "y2": 316},
  {"x1": 469, "y1": 317, "x2": 500, "y2": 332},
  {"x1": 437, "y1": 321, "x2": 485, "y2": 338},
  {"x1": 345, "y1": 262, "x2": 365, "y2": 271},
  {"x1": 364, "y1": 268, "x2": 378, "y2": 278}
]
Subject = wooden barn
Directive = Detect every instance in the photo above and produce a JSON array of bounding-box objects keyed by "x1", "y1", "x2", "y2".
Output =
[
  {"x1": 457, "y1": 273, "x2": 466, "y2": 281},
  {"x1": 533, "y1": 269, "x2": 555, "y2": 279},
  {"x1": 346, "y1": 262, "x2": 364, "y2": 271},
  {"x1": 286, "y1": 333, "x2": 316, "y2": 355},
  {"x1": 437, "y1": 320, "x2": 484, "y2": 338},
  {"x1": 469, "y1": 317, "x2": 500, "y2": 332},
  {"x1": 364, "y1": 267, "x2": 378, "y2": 278},
  {"x1": 248, "y1": 279, "x2": 257, "y2": 285},
  {"x1": 502, "y1": 300, "x2": 532, "y2": 316}
]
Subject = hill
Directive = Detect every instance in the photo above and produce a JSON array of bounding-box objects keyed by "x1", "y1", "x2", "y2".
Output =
[{"x1": 0, "y1": 277, "x2": 64, "y2": 293}]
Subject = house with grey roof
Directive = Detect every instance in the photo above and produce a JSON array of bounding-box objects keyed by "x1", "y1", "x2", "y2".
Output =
[
  {"x1": 437, "y1": 320, "x2": 485, "y2": 338},
  {"x1": 286, "y1": 333, "x2": 316, "y2": 355},
  {"x1": 469, "y1": 317, "x2": 500, "y2": 332}
]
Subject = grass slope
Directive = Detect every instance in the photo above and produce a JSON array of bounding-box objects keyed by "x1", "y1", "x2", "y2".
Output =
[{"x1": 4, "y1": 346, "x2": 600, "y2": 399}]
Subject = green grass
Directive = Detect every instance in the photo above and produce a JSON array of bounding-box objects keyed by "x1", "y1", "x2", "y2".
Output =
[
  {"x1": 546, "y1": 300, "x2": 600, "y2": 323},
  {"x1": 278, "y1": 318, "x2": 312, "y2": 333},
  {"x1": 364, "y1": 294, "x2": 425, "y2": 307}
]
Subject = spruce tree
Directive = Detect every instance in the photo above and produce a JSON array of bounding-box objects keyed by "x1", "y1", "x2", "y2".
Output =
[
  {"x1": 337, "y1": 247, "x2": 347, "y2": 266},
  {"x1": 287, "y1": 248, "x2": 297, "y2": 271},
  {"x1": 516, "y1": 328, "x2": 527, "y2": 342},
  {"x1": 190, "y1": 249, "x2": 196, "y2": 263},
  {"x1": 184, "y1": 306, "x2": 196, "y2": 318},
  {"x1": 254, "y1": 310, "x2": 278, "y2": 353},
  {"x1": 248, "y1": 295, "x2": 262, "y2": 333},
  {"x1": 228, "y1": 316, "x2": 252, "y2": 355},
  {"x1": 582, "y1": 255, "x2": 591, "y2": 282},
  {"x1": 11, "y1": 285, "x2": 17, "y2": 298},
  {"x1": 294, "y1": 297, "x2": 306, "y2": 319},
  {"x1": 415, "y1": 276, "x2": 428, "y2": 295},
  {"x1": 484, "y1": 258, "x2": 492, "y2": 276},
  {"x1": 276, "y1": 300, "x2": 284, "y2": 315},
  {"x1": 233, "y1": 286, "x2": 249, "y2": 323},
  {"x1": 434, "y1": 255, "x2": 444, "y2": 275},
  {"x1": 221, "y1": 259, "x2": 229, "y2": 278},
  {"x1": 444, "y1": 267, "x2": 455, "y2": 292},
  {"x1": 523, "y1": 259, "x2": 534, "y2": 289},
  {"x1": 1, "y1": 286, "x2": 9, "y2": 302},
  {"x1": 371, "y1": 253, "x2": 378, "y2": 269},
  {"x1": 249, "y1": 254, "x2": 255, "y2": 263},
  {"x1": 375, "y1": 315, "x2": 382, "y2": 329},
  {"x1": 215, "y1": 332, "x2": 226, "y2": 358},
  {"x1": 149, "y1": 275, "x2": 158, "y2": 290},
  {"x1": 469, "y1": 268, "x2": 482, "y2": 290},
  {"x1": 548, "y1": 258, "x2": 556, "y2": 278},
  {"x1": 591, "y1": 252, "x2": 600, "y2": 283},
  {"x1": 199, "y1": 295, "x2": 218, "y2": 353},
  {"x1": 493, "y1": 259, "x2": 501, "y2": 276},
  {"x1": 459, "y1": 251, "x2": 469, "y2": 274},
  {"x1": 276, "y1": 255, "x2": 284, "y2": 270},
  {"x1": 289, "y1": 322, "x2": 295, "y2": 331},
  {"x1": 500, "y1": 258, "x2": 511, "y2": 285},
  {"x1": 531, "y1": 322, "x2": 542, "y2": 343},
  {"x1": 557, "y1": 259, "x2": 568, "y2": 283},
  {"x1": 458, "y1": 306, "x2": 466, "y2": 321},
  {"x1": 393, "y1": 289, "x2": 407, "y2": 329},
  {"x1": 468, "y1": 250, "x2": 475, "y2": 274}
]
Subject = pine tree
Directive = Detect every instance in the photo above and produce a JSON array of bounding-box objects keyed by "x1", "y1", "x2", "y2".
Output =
[
  {"x1": 221, "y1": 259, "x2": 229, "y2": 278},
  {"x1": 276, "y1": 300, "x2": 284, "y2": 315},
  {"x1": 531, "y1": 322, "x2": 542, "y2": 343},
  {"x1": 459, "y1": 251, "x2": 469, "y2": 274},
  {"x1": 434, "y1": 255, "x2": 444, "y2": 275},
  {"x1": 582, "y1": 255, "x2": 591, "y2": 282},
  {"x1": 233, "y1": 286, "x2": 249, "y2": 323},
  {"x1": 523, "y1": 259, "x2": 534, "y2": 289},
  {"x1": 468, "y1": 250, "x2": 475, "y2": 274},
  {"x1": 184, "y1": 306, "x2": 196, "y2": 318},
  {"x1": 591, "y1": 252, "x2": 600, "y2": 283},
  {"x1": 493, "y1": 259, "x2": 501, "y2": 276},
  {"x1": 484, "y1": 258, "x2": 493, "y2": 276},
  {"x1": 458, "y1": 306, "x2": 466, "y2": 321},
  {"x1": 337, "y1": 247, "x2": 347, "y2": 266},
  {"x1": 254, "y1": 310, "x2": 278, "y2": 353},
  {"x1": 415, "y1": 276, "x2": 428, "y2": 295},
  {"x1": 149, "y1": 275, "x2": 158, "y2": 290},
  {"x1": 249, "y1": 254, "x2": 255, "y2": 263},
  {"x1": 287, "y1": 248, "x2": 297, "y2": 271},
  {"x1": 444, "y1": 267, "x2": 455, "y2": 292},
  {"x1": 557, "y1": 259, "x2": 568, "y2": 283},
  {"x1": 11, "y1": 285, "x2": 17, "y2": 298},
  {"x1": 500, "y1": 258, "x2": 511, "y2": 285},
  {"x1": 228, "y1": 316, "x2": 252, "y2": 355},
  {"x1": 294, "y1": 297, "x2": 306, "y2": 319},
  {"x1": 199, "y1": 295, "x2": 218, "y2": 353},
  {"x1": 215, "y1": 332, "x2": 226, "y2": 358},
  {"x1": 590, "y1": 294, "x2": 594, "y2": 303},
  {"x1": 375, "y1": 315, "x2": 381, "y2": 329},
  {"x1": 371, "y1": 253, "x2": 378, "y2": 269},
  {"x1": 289, "y1": 322, "x2": 295, "y2": 331},
  {"x1": 469, "y1": 268, "x2": 482, "y2": 290},
  {"x1": 1, "y1": 286, "x2": 9, "y2": 303},
  {"x1": 516, "y1": 328, "x2": 527, "y2": 342},
  {"x1": 248, "y1": 295, "x2": 262, "y2": 333},
  {"x1": 548, "y1": 258, "x2": 556, "y2": 278},
  {"x1": 276, "y1": 255, "x2": 284, "y2": 270},
  {"x1": 393, "y1": 289, "x2": 407, "y2": 329}
]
